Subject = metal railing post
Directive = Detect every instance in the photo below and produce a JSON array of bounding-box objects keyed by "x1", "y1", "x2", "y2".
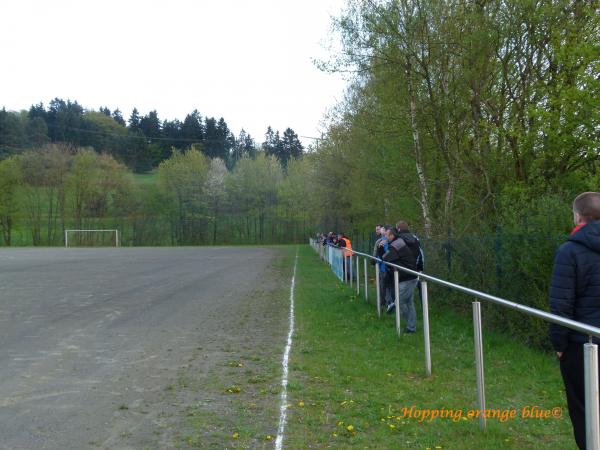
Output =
[
  {"x1": 421, "y1": 280, "x2": 432, "y2": 376},
  {"x1": 65, "y1": 230, "x2": 68, "y2": 248},
  {"x1": 356, "y1": 256, "x2": 360, "y2": 295},
  {"x1": 473, "y1": 301, "x2": 486, "y2": 430},
  {"x1": 394, "y1": 270, "x2": 401, "y2": 337},
  {"x1": 364, "y1": 259, "x2": 368, "y2": 303},
  {"x1": 375, "y1": 264, "x2": 381, "y2": 318},
  {"x1": 350, "y1": 255, "x2": 353, "y2": 289},
  {"x1": 310, "y1": 241, "x2": 600, "y2": 443},
  {"x1": 584, "y1": 342, "x2": 600, "y2": 450}
]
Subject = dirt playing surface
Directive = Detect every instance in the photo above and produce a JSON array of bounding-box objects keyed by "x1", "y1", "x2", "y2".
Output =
[{"x1": 0, "y1": 247, "x2": 291, "y2": 450}]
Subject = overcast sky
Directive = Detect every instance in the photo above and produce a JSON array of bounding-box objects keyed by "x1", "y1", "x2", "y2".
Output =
[{"x1": 0, "y1": 0, "x2": 348, "y2": 146}]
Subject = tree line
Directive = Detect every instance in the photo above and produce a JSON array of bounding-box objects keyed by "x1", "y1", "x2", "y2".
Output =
[
  {"x1": 0, "y1": 143, "x2": 315, "y2": 247},
  {"x1": 0, "y1": 99, "x2": 304, "y2": 172},
  {"x1": 303, "y1": 0, "x2": 599, "y2": 347}
]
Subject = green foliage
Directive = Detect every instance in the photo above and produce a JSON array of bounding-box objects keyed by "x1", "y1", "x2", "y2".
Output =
[
  {"x1": 157, "y1": 147, "x2": 211, "y2": 244},
  {"x1": 0, "y1": 157, "x2": 22, "y2": 245},
  {"x1": 287, "y1": 246, "x2": 572, "y2": 448},
  {"x1": 307, "y1": 0, "x2": 599, "y2": 347}
]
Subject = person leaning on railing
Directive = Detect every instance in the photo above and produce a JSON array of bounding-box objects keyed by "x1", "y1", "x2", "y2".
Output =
[
  {"x1": 337, "y1": 233, "x2": 355, "y2": 281},
  {"x1": 549, "y1": 191, "x2": 600, "y2": 450},
  {"x1": 381, "y1": 222, "x2": 422, "y2": 333},
  {"x1": 374, "y1": 225, "x2": 393, "y2": 310}
]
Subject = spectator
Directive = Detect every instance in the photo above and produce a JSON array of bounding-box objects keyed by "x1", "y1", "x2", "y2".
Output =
[
  {"x1": 338, "y1": 233, "x2": 355, "y2": 281},
  {"x1": 382, "y1": 221, "x2": 421, "y2": 333},
  {"x1": 372, "y1": 224, "x2": 384, "y2": 257},
  {"x1": 397, "y1": 220, "x2": 425, "y2": 298},
  {"x1": 325, "y1": 232, "x2": 334, "y2": 246},
  {"x1": 550, "y1": 192, "x2": 600, "y2": 450},
  {"x1": 375, "y1": 225, "x2": 393, "y2": 310}
]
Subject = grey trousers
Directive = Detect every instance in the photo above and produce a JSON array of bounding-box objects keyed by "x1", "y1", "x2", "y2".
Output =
[{"x1": 398, "y1": 278, "x2": 418, "y2": 332}]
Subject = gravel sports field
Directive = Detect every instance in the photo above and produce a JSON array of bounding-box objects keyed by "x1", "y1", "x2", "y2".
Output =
[{"x1": 0, "y1": 247, "x2": 289, "y2": 449}]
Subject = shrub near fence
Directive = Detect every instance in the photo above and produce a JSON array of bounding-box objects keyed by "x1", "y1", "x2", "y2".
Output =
[{"x1": 348, "y1": 230, "x2": 566, "y2": 349}]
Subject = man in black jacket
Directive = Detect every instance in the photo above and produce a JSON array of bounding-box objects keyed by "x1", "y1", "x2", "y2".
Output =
[
  {"x1": 382, "y1": 222, "x2": 421, "y2": 332},
  {"x1": 550, "y1": 192, "x2": 600, "y2": 450}
]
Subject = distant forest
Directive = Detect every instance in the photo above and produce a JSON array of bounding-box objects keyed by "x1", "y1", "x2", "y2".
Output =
[{"x1": 0, "y1": 98, "x2": 304, "y2": 172}]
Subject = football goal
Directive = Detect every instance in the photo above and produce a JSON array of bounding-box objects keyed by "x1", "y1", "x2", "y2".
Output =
[{"x1": 64, "y1": 229, "x2": 120, "y2": 247}]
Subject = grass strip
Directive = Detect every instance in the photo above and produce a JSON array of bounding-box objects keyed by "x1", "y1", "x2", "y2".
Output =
[{"x1": 285, "y1": 245, "x2": 575, "y2": 449}]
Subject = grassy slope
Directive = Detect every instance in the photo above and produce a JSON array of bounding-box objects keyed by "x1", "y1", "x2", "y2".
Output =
[
  {"x1": 285, "y1": 245, "x2": 575, "y2": 449},
  {"x1": 8, "y1": 172, "x2": 156, "y2": 246}
]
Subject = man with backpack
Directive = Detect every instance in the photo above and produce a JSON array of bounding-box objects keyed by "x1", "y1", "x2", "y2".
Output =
[
  {"x1": 382, "y1": 221, "x2": 422, "y2": 332},
  {"x1": 397, "y1": 221, "x2": 425, "y2": 299}
]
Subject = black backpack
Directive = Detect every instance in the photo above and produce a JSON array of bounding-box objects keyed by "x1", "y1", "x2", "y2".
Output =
[{"x1": 412, "y1": 234, "x2": 424, "y2": 272}]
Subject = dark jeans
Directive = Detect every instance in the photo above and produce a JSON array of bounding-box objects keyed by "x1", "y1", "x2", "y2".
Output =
[
  {"x1": 559, "y1": 341, "x2": 600, "y2": 450},
  {"x1": 379, "y1": 269, "x2": 392, "y2": 306}
]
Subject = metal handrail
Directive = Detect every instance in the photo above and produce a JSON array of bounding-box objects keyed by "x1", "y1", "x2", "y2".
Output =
[
  {"x1": 329, "y1": 244, "x2": 600, "y2": 339},
  {"x1": 310, "y1": 238, "x2": 600, "y2": 448}
]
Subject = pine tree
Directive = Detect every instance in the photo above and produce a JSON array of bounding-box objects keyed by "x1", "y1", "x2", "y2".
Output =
[
  {"x1": 112, "y1": 109, "x2": 126, "y2": 127},
  {"x1": 182, "y1": 110, "x2": 204, "y2": 144},
  {"x1": 128, "y1": 108, "x2": 141, "y2": 129}
]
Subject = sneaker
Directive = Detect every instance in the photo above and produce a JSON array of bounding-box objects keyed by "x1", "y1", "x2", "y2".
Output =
[
  {"x1": 404, "y1": 328, "x2": 416, "y2": 334},
  {"x1": 386, "y1": 303, "x2": 395, "y2": 314}
]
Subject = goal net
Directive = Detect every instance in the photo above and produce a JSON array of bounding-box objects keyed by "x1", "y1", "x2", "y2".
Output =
[{"x1": 64, "y1": 229, "x2": 120, "y2": 247}]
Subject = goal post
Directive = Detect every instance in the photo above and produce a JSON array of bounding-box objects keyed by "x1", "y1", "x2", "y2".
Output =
[{"x1": 64, "y1": 229, "x2": 120, "y2": 248}]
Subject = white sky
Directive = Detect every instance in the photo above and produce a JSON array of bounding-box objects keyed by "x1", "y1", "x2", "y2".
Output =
[{"x1": 0, "y1": 0, "x2": 348, "y2": 146}]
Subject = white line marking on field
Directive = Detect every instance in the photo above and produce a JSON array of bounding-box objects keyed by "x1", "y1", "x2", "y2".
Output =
[{"x1": 275, "y1": 251, "x2": 298, "y2": 450}]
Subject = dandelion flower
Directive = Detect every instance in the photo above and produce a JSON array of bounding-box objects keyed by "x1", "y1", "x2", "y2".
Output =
[
  {"x1": 232, "y1": 432, "x2": 239, "y2": 439},
  {"x1": 266, "y1": 435, "x2": 273, "y2": 441},
  {"x1": 346, "y1": 425, "x2": 354, "y2": 432},
  {"x1": 298, "y1": 401, "x2": 305, "y2": 407}
]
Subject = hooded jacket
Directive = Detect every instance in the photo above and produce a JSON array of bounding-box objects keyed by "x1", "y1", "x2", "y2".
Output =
[
  {"x1": 549, "y1": 221, "x2": 600, "y2": 352},
  {"x1": 382, "y1": 231, "x2": 420, "y2": 282}
]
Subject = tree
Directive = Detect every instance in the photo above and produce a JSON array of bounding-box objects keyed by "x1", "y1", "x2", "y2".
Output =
[
  {"x1": 0, "y1": 108, "x2": 26, "y2": 157},
  {"x1": 205, "y1": 158, "x2": 228, "y2": 243},
  {"x1": 0, "y1": 157, "x2": 22, "y2": 245},
  {"x1": 203, "y1": 117, "x2": 232, "y2": 160},
  {"x1": 281, "y1": 127, "x2": 304, "y2": 169},
  {"x1": 19, "y1": 144, "x2": 72, "y2": 245},
  {"x1": 26, "y1": 116, "x2": 50, "y2": 147},
  {"x1": 112, "y1": 109, "x2": 126, "y2": 127},
  {"x1": 46, "y1": 98, "x2": 84, "y2": 145},
  {"x1": 157, "y1": 147, "x2": 211, "y2": 244},
  {"x1": 162, "y1": 119, "x2": 183, "y2": 154},
  {"x1": 262, "y1": 126, "x2": 276, "y2": 157},
  {"x1": 182, "y1": 110, "x2": 204, "y2": 144},
  {"x1": 82, "y1": 111, "x2": 128, "y2": 160},
  {"x1": 226, "y1": 154, "x2": 282, "y2": 242},
  {"x1": 230, "y1": 129, "x2": 256, "y2": 168},
  {"x1": 67, "y1": 148, "x2": 131, "y2": 231},
  {"x1": 128, "y1": 108, "x2": 141, "y2": 129},
  {"x1": 139, "y1": 110, "x2": 161, "y2": 140}
]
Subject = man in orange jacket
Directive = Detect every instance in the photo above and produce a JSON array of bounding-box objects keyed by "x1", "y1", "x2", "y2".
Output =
[{"x1": 337, "y1": 233, "x2": 354, "y2": 281}]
